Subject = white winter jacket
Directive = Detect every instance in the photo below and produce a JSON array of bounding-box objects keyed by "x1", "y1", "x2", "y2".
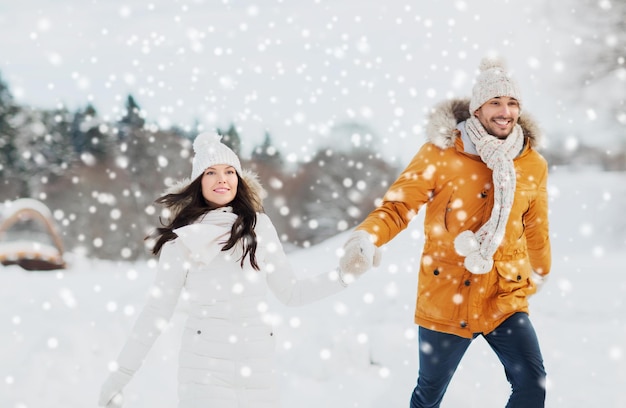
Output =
[{"x1": 112, "y1": 207, "x2": 346, "y2": 407}]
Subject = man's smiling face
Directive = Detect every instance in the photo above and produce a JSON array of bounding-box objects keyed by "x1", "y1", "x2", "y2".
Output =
[{"x1": 474, "y1": 96, "x2": 521, "y2": 139}]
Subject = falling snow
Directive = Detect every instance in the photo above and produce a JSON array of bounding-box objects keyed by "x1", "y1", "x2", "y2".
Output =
[
  {"x1": 1, "y1": 169, "x2": 625, "y2": 407},
  {"x1": 0, "y1": 0, "x2": 625, "y2": 407}
]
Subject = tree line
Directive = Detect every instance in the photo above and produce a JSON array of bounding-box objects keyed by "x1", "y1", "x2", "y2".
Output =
[{"x1": 0, "y1": 72, "x2": 397, "y2": 260}]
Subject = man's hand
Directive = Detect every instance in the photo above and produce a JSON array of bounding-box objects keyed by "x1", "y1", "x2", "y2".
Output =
[{"x1": 531, "y1": 271, "x2": 548, "y2": 292}]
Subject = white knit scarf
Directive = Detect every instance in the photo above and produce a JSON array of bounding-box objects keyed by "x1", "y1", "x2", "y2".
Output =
[
  {"x1": 454, "y1": 116, "x2": 524, "y2": 274},
  {"x1": 174, "y1": 207, "x2": 238, "y2": 265}
]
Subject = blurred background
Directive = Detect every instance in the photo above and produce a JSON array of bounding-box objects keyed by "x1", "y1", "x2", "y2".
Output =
[{"x1": 0, "y1": 0, "x2": 624, "y2": 260}]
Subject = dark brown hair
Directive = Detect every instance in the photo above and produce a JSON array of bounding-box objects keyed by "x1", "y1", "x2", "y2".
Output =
[{"x1": 148, "y1": 173, "x2": 260, "y2": 270}]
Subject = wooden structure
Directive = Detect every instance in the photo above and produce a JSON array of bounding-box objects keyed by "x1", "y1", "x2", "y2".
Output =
[{"x1": 0, "y1": 198, "x2": 66, "y2": 271}]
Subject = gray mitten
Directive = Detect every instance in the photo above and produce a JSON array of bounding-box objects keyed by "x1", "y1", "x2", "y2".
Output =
[
  {"x1": 339, "y1": 230, "x2": 381, "y2": 282},
  {"x1": 99, "y1": 366, "x2": 134, "y2": 407}
]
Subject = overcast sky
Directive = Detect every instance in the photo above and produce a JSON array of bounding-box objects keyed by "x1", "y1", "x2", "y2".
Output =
[{"x1": 0, "y1": 0, "x2": 605, "y2": 164}]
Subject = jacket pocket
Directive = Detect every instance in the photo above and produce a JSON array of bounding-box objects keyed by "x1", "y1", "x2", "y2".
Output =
[
  {"x1": 493, "y1": 259, "x2": 532, "y2": 314},
  {"x1": 511, "y1": 190, "x2": 531, "y2": 240},
  {"x1": 442, "y1": 186, "x2": 491, "y2": 234},
  {"x1": 417, "y1": 261, "x2": 467, "y2": 324}
]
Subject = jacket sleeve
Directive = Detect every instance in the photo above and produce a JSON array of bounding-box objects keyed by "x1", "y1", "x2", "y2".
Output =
[
  {"x1": 256, "y1": 214, "x2": 346, "y2": 306},
  {"x1": 356, "y1": 143, "x2": 438, "y2": 246},
  {"x1": 113, "y1": 240, "x2": 188, "y2": 372},
  {"x1": 524, "y1": 160, "x2": 552, "y2": 276}
]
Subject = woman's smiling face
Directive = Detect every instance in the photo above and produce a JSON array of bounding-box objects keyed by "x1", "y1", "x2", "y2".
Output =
[{"x1": 201, "y1": 164, "x2": 238, "y2": 207}]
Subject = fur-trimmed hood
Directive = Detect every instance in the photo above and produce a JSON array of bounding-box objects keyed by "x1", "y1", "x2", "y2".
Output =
[
  {"x1": 162, "y1": 168, "x2": 266, "y2": 220},
  {"x1": 425, "y1": 98, "x2": 544, "y2": 150}
]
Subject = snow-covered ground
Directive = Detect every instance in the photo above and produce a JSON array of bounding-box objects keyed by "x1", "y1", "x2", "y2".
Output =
[{"x1": 2, "y1": 168, "x2": 625, "y2": 408}]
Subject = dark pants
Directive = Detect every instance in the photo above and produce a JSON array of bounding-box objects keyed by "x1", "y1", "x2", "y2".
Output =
[{"x1": 410, "y1": 312, "x2": 546, "y2": 408}]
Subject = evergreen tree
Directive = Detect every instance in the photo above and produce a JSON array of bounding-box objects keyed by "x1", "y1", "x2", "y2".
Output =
[
  {"x1": 0, "y1": 71, "x2": 20, "y2": 191},
  {"x1": 13, "y1": 107, "x2": 75, "y2": 197},
  {"x1": 118, "y1": 94, "x2": 145, "y2": 138},
  {"x1": 0, "y1": 75, "x2": 26, "y2": 200},
  {"x1": 251, "y1": 131, "x2": 283, "y2": 170},
  {"x1": 70, "y1": 104, "x2": 110, "y2": 159},
  {"x1": 39, "y1": 107, "x2": 75, "y2": 175}
]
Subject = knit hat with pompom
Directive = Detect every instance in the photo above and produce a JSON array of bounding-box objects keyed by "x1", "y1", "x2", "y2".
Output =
[
  {"x1": 190, "y1": 132, "x2": 242, "y2": 181},
  {"x1": 469, "y1": 57, "x2": 522, "y2": 114}
]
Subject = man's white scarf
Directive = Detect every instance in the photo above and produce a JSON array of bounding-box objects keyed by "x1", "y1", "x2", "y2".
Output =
[{"x1": 454, "y1": 116, "x2": 524, "y2": 274}]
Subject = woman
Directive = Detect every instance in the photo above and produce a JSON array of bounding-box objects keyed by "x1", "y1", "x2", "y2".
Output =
[{"x1": 99, "y1": 132, "x2": 349, "y2": 408}]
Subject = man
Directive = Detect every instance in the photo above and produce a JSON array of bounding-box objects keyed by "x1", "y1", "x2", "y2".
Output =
[{"x1": 339, "y1": 57, "x2": 551, "y2": 407}]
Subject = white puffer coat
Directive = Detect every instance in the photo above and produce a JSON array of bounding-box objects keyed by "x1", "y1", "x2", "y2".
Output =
[{"x1": 112, "y1": 180, "x2": 346, "y2": 407}]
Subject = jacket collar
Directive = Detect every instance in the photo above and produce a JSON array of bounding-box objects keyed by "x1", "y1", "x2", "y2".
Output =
[{"x1": 425, "y1": 98, "x2": 543, "y2": 150}]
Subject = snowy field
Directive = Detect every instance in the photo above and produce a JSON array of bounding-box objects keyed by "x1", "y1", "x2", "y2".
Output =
[{"x1": 2, "y1": 168, "x2": 625, "y2": 408}]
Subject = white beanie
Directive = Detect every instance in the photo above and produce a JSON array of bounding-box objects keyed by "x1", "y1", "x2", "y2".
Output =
[
  {"x1": 469, "y1": 57, "x2": 522, "y2": 114},
  {"x1": 190, "y1": 132, "x2": 242, "y2": 181}
]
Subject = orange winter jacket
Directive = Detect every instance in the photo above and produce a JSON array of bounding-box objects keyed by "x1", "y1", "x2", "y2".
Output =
[{"x1": 357, "y1": 99, "x2": 551, "y2": 338}]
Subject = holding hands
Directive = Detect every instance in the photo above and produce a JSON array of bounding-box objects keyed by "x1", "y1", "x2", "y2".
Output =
[{"x1": 339, "y1": 230, "x2": 381, "y2": 282}]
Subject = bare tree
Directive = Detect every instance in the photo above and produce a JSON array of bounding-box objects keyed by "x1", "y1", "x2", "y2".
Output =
[{"x1": 548, "y1": 0, "x2": 626, "y2": 144}]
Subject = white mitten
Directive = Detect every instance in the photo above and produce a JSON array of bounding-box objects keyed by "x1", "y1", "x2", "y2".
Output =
[
  {"x1": 99, "y1": 366, "x2": 134, "y2": 407},
  {"x1": 531, "y1": 271, "x2": 548, "y2": 292},
  {"x1": 339, "y1": 230, "x2": 381, "y2": 282}
]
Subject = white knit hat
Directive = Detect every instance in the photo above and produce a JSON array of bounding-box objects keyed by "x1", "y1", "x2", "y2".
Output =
[
  {"x1": 469, "y1": 57, "x2": 522, "y2": 114},
  {"x1": 190, "y1": 132, "x2": 242, "y2": 181}
]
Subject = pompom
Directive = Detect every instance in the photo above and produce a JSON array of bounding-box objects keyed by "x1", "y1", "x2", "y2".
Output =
[
  {"x1": 464, "y1": 252, "x2": 493, "y2": 274},
  {"x1": 190, "y1": 131, "x2": 242, "y2": 180},
  {"x1": 454, "y1": 230, "x2": 479, "y2": 256},
  {"x1": 478, "y1": 56, "x2": 507, "y2": 73},
  {"x1": 193, "y1": 132, "x2": 222, "y2": 153}
]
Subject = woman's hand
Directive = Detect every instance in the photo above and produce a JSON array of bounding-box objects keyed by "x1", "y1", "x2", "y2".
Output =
[
  {"x1": 339, "y1": 230, "x2": 381, "y2": 283},
  {"x1": 99, "y1": 366, "x2": 134, "y2": 407}
]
